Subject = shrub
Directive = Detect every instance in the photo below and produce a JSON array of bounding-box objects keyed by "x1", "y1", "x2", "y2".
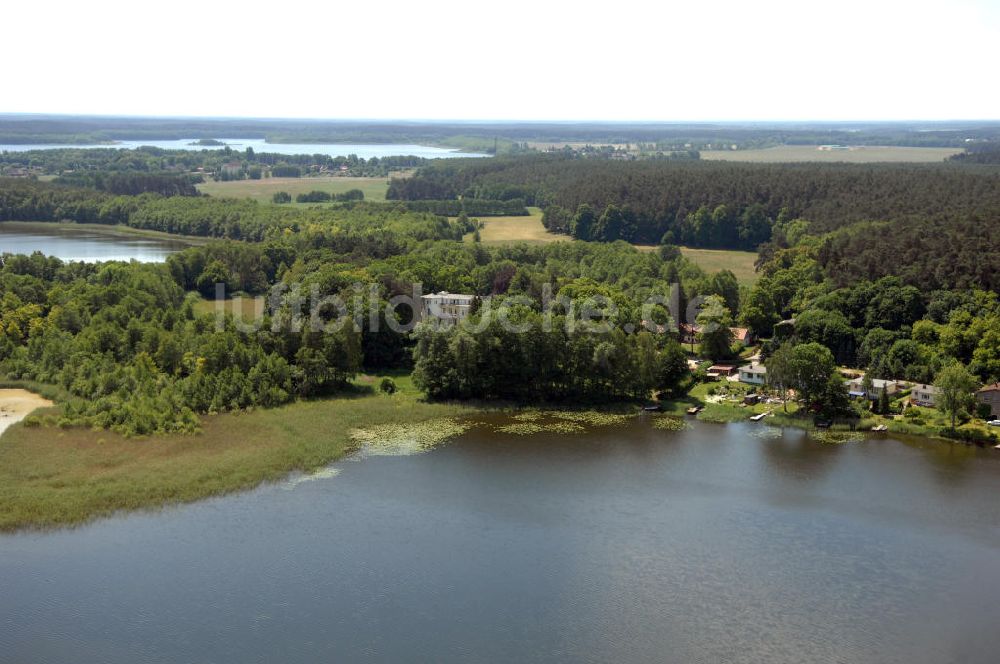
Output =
[
  {"x1": 296, "y1": 190, "x2": 332, "y2": 203},
  {"x1": 379, "y1": 377, "x2": 397, "y2": 394}
]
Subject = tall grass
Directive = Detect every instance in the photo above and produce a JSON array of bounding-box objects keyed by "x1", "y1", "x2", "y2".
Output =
[{"x1": 0, "y1": 390, "x2": 470, "y2": 532}]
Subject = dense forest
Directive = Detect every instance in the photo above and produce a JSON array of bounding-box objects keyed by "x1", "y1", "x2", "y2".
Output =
[
  {"x1": 389, "y1": 155, "x2": 1000, "y2": 281},
  {"x1": 741, "y1": 239, "x2": 1000, "y2": 391},
  {"x1": 1, "y1": 226, "x2": 712, "y2": 433},
  {"x1": 0, "y1": 178, "x2": 471, "y2": 242},
  {"x1": 949, "y1": 142, "x2": 1000, "y2": 164},
  {"x1": 2, "y1": 143, "x2": 1000, "y2": 436}
]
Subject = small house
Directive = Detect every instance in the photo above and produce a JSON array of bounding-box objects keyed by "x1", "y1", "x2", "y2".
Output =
[
  {"x1": 679, "y1": 323, "x2": 701, "y2": 347},
  {"x1": 910, "y1": 384, "x2": 940, "y2": 408},
  {"x1": 739, "y1": 362, "x2": 767, "y2": 386},
  {"x1": 708, "y1": 365, "x2": 738, "y2": 378},
  {"x1": 730, "y1": 327, "x2": 754, "y2": 346},
  {"x1": 679, "y1": 324, "x2": 753, "y2": 347},
  {"x1": 977, "y1": 383, "x2": 1000, "y2": 418}
]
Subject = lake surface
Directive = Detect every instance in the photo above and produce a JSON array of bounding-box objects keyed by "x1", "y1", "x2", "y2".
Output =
[
  {"x1": 2, "y1": 419, "x2": 999, "y2": 663},
  {"x1": 0, "y1": 138, "x2": 488, "y2": 159},
  {"x1": 0, "y1": 222, "x2": 189, "y2": 262}
]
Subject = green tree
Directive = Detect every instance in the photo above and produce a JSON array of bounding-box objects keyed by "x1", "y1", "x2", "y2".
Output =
[
  {"x1": 695, "y1": 295, "x2": 733, "y2": 361},
  {"x1": 570, "y1": 204, "x2": 596, "y2": 240},
  {"x1": 935, "y1": 362, "x2": 978, "y2": 432},
  {"x1": 788, "y1": 342, "x2": 837, "y2": 406},
  {"x1": 656, "y1": 339, "x2": 689, "y2": 397},
  {"x1": 712, "y1": 271, "x2": 741, "y2": 315},
  {"x1": 818, "y1": 372, "x2": 852, "y2": 419},
  {"x1": 196, "y1": 260, "x2": 230, "y2": 298},
  {"x1": 877, "y1": 388, "x2": 890, "y2": 416},
  {"x1": 765, "y1": 342, "x2": 794, "y2": 412}
]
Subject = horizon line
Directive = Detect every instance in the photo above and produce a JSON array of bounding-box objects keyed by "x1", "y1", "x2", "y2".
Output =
[{"x1": 2, "y1": 112, "x2": 1000, "y2": 126}]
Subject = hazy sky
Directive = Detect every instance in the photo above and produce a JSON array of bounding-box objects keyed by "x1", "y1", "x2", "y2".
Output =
[{"x1": 7, "y1": 0, "x2": 999, "y2": 121}]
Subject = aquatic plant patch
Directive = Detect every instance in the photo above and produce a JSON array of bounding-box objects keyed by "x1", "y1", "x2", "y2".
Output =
[
  {"x1": 349, "y1": 418, "x2": 472, "y2": 457},
  {"x1": 651, "y1": 416, "x2": 692, "y2": 431}
]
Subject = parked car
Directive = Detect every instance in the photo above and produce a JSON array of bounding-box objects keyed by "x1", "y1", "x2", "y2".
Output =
[{"x1": 987, "y1": 419, "x2": 1000, "y2": 427}]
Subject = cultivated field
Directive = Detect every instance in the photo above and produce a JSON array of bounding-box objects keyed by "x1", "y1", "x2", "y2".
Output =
[
  {"x1": 679, "y1": 247, "x2": 759, "y2": 285},
  {"x1": 701, "y1": 145, "x2": 962, "y2": 163},
  {"x1": 197, "y1": 176, "x2": 390, "y2": 202},
  {"x1": 462, "y1": 207, "x2": 570, "y2": 245}
]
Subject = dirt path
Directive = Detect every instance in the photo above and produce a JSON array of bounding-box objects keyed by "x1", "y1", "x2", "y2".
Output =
[{"x1": 0, "y1": 389, "x2": 53, "y2": 438}]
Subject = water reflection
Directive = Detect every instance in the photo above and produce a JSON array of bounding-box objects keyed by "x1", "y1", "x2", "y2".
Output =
[
  {"x1": 759, "y1": 425, "x2": 845, "y2": 482},
  {"x1": 899, "y1": 435, "x2": 980, "y2": 488},
  {"x1": 0, "y1": 222, "x2": 189, "y2": 262}
]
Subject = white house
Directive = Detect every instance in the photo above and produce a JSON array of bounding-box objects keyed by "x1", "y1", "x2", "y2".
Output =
[
  {"x1": 846, "y1": 376, "x2": 901, "y2": 400},
  {"x1": 739, "y1": 362, "x2": 767, "y2": 386},
  {"x1": 910, "y1": 384, "x2": 940, "y2": 408},
  {"x1": 421, "y1": 291, "x2": 475, "y2": 322}
]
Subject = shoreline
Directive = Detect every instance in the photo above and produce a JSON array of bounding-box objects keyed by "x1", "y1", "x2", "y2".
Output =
[
  {"x1": 0, "y1": 389, "x2": 53, "y2": 439},
  {"x1": 658, "y1": 381, "x2": 999, "y2": 446},
  {"x1": 2, "y1": 375, "x2": 995, "y2": 533},
  {"x1": 0, "y1": 379, "x2": 473, "y2": 533},
  {"x1": 0, "y1": 219, "x2": 210, "y2": 246}
]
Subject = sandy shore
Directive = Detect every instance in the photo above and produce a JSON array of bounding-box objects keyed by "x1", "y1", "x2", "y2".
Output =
[{"x1": 0, "y1": 389, "x2": 53, "y2": 438}]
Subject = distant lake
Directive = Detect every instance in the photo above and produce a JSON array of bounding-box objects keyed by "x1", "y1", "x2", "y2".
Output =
[
  {"x1": 0, "y1": 222, "x2": 190, "y2": 262},
  {"x1": 2, "y1": 419, "x2": 999, "y2": 663},
  {"x1": 0, "y1": 138, "x2": 489, "y2": 159}
]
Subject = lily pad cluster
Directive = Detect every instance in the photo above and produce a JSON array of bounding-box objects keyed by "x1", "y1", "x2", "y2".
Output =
[
  {"x1": 650, "y1": 416, "x2": 692, "y2": 432},
  {"x1": 349, "y1": 418, "x2": 472, "y2": 456}
]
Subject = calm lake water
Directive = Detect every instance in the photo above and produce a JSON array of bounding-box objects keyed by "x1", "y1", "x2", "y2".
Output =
[
  {"x1": 2, "y1": 419, "x2": 998, "y2": 663},
  {"x1": 0, "y1": 223, "x2": 189, "y2": 262},
  {"x1": 0, "y1": 138, "x2": 488, "y2": 159}
]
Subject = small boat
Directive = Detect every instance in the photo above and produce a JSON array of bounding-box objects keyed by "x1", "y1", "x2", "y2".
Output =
[
  {"x1": 871, "y1": 424, "x2": 888, "y2": 432},
  {"x1": 686, "y1": 406, "x2": 702, "y2": 415},
  {"x1": 749, "y1": 412, "x2": 768, "y2": 422},
  {"x1": 643, "y1": 405, "x2": 662, "y2": 412}
]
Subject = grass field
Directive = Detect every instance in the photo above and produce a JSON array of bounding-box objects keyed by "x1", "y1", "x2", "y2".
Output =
[
  {"x1": 701, "y1": 145, "x2": 961, "y2": 163},
  {"x1": 679, "y1": 247, "x2": 759, "y2": 284},
  {"x1": 197, "y1": 176, "x2": 390, "y2": 203},
  {"x1": 458, "y1": 214, "x2": 760, "y2": 286},
  {"x1": 0, "y1": 377, "x2": 472, "y2": 531},
  {"x1": 193, "y1": 296, "x2": 268, "y2": 320},
  {"x1": 462, "y1": 207, "x2": 570, "y2": 245}
]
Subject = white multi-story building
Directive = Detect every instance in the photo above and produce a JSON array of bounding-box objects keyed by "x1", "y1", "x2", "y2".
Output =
[{"x1": 421, "y1": 291, "x2": 475, "y2": 322}]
